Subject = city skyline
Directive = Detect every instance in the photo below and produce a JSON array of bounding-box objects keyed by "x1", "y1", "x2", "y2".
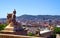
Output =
[{"x1": 0, "y1": 0, "x2": 60, "y2": 18}]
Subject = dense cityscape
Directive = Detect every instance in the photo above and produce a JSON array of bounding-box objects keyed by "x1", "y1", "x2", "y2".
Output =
[
  {"x1": 0, "y1": 0, "x2": 60, "y2": 38},
  {"x1": 0, "y1": 9, "x2": 60, "y2": 38}
]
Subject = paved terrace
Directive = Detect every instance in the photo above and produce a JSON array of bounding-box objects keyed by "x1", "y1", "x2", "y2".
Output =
[{"x1": 0, "y1": 33, "x2": 44, "y2": 38}]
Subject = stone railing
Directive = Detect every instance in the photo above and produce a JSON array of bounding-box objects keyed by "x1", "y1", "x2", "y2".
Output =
[
  {"x1": 0, "y1": 34, "x2": 30, "y2": 38},
  {"x1": 0, "y1": 34, "x2": 44, "y2": 38}
]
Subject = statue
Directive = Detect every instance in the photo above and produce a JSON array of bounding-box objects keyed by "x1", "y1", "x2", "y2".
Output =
[{"x1": 1, "y1": 9, "x2": 27, "y2": 35}]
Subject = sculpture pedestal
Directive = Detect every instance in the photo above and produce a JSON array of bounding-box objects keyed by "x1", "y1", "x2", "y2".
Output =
[
  {"x1": 0, "y1": 24, "x2": 27, "y2": 35},
  {"x1": 0, "y1": 23, "x2": 14, "y2": 33}
]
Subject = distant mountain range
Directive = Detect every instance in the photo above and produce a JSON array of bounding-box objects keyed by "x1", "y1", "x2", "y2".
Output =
[
  {"x1": 0, "y1": 15, "x2": 60, "y2": 22},
  {"x1": 17, "y1": 15, "x2": 60, "y2": 21}
]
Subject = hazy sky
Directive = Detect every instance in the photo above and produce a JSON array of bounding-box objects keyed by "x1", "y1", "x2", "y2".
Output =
[{"x1": 0, "y1": 0, "x2": 60, "y2": 18}]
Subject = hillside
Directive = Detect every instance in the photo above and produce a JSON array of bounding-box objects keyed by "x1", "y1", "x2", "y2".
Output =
[{"x1": 0, "y1": 15, "x2": 60, "y2": 23}]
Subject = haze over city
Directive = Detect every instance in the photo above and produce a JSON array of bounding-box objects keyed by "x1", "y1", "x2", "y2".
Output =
[{"x1": 0, "y1": 0, "x2": 60, "y2": 18}]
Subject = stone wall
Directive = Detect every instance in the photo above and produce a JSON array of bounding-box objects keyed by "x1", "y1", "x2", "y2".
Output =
[
  {"x1": 40, "y1": 31, "x2": 53, "y2": 38},
  {"x1": 0, "y1": 34, "x2": 44, "y2": 38},
  {"x1": 0, "y1": 34, "x2": 29, "y2": 38},
  {"x1": 0, "y1": 30, "x2": 27, "y2": 35}
]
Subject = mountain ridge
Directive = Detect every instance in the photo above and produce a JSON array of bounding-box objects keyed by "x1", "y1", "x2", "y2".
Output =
[{"x1": 0, "y1": 15, "x2": 60, "y2": 22}]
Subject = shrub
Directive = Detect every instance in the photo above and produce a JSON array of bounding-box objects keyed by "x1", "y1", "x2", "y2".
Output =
[
  {"x1": 0, "y1": 24, "x2": 7, "y2": 31},
  {"x1": 54, "y1": 27, "x2": 60, "y2": 34},
  {"x1": 27, "y1": 32, "x2": 34, "y2": 36},
  {"x1": 50, "y1": 27, "x2": 60, "y2": 38}
]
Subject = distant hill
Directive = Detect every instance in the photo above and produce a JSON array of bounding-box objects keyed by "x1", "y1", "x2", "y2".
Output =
[
  {"x1": 16, "y1": 15, "x2": 60, "y2": 21},
  {"x1": 0, "y1": 18, "x2": 6, "y2": 23},
  {"x1": 0, "y1": 15, "x2": 60, "y2": 23}
]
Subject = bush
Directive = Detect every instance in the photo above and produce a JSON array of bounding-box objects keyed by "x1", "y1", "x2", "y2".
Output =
[
  {"x1": 0, "y1": 24, "x2": 7, "y2": 31},
  {"x1": 50, "y1": 27, "x2": 60, "y2": 38},
  {"x1": 27, "y1": 32, "x2": 34, "y2": 36},
  {"x1": 54, "y1": 27, "x2": 60, "y2": 34}
]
